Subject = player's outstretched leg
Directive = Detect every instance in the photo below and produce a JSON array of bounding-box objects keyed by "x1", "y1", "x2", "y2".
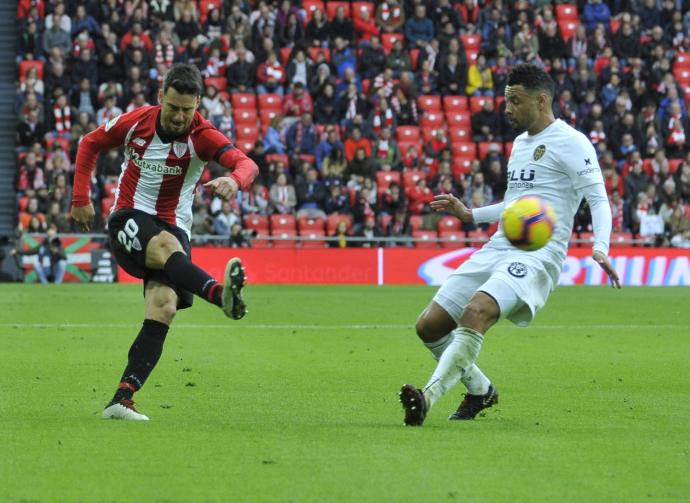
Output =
[
  {"x1": 449, "y1": 384, "x2": 499, "y2": 420},
  {"x1": 399, "y1": 384, "x2": 428, "y2": 426},
  {"x1": 221, "y1": 257, "x2": 247, "y2": 320},
  {"x1": 103, "y1": 284, "x2": 175, "y2": 421}
]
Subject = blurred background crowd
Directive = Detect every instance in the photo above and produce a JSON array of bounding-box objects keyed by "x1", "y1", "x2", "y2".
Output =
[{"x1": 14, "y1": 0, "x2": 690, "y2": 248}]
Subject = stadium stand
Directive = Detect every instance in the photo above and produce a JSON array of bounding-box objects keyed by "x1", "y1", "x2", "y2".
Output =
[{"x1": 11, "y1": 0, "x2": 690, "y2": 249}]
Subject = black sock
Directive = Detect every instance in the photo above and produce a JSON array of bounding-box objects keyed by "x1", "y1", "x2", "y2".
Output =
[
  {"x1": 163, "y1": 251, "x2": 222, "y2": 307},
  {"x1": 112, "y1": 319, "x2": 169, "y2": 403}
]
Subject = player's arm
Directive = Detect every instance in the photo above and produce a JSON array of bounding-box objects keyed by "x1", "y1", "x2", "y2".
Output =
[
  {"x1": 194, "y1": 127, "x2": 259, "y2": 200},
  {"x1": 71, "y1": 112, "x2": 139, "y2": 231},
  {"x1": 566, "y1": 136, "x2": 621, "y2": 288},
  {"x1": 430, "y1": 193, "x2": 505, "y2": 224}
]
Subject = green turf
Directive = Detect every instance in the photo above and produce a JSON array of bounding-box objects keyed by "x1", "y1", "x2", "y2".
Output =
[{"x1": 1, "y1": 284, "x2": 689, "y2": 503}]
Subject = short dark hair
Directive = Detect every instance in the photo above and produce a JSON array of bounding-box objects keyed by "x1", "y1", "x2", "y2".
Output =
[
  {"x1": 506, "y1": 64, "x2": 555, "y2": 99},
  {"x1": 163, "y1": 63, "x2": 203, "y2": 96}
]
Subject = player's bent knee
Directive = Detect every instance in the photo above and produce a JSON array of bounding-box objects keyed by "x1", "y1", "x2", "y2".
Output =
[
  {"x1": 459, "y1": 298, "x2": 499, "y2": 333},
  {"x1": 415, "y1": 304, "x2": 456, "y2": 342},
  {"x1": 145, "y1": 231, "x2": 185, "y2": 269},
  {"x1": 145, "y1": 284, "x2": 178, "y2": 324}
]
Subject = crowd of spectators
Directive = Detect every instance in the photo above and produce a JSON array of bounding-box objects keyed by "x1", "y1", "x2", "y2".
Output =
[{"x1": 14, "y1": 0, "x2": 690, "y2": 248}]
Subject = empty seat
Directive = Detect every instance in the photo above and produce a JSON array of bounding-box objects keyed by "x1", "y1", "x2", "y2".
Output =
[
  {"x1": 437, "y1": 216, "x2": 462, "y2": 232},
  {"x1": 443, "y1": 95, "x2": 469, "y2": 112},
  {"x1": 412, "y1": 230, "x2": 438, "y2": 248},
  {"x1": 417, "y1": 95, "x2": 442, "y2": 112},
  {"x1": 270, "y1": 214, "x2": 297, "y2": 231},
  {"x1": 439, "y1": 230, "x2": 465, "y2": 248},
  {"x1": 396, "y1": 126, "x2": 421, "y2": 142},
  {"x1": 231, "y1": 93, "x2": 257, "y2": 109}
]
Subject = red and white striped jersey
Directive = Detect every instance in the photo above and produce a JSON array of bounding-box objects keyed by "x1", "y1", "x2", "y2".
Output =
[{"x1": 72, "y1": 105, "x2": 258, "y2": 236}]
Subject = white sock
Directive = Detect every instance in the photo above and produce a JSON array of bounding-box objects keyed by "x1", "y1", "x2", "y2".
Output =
[
  {"x1": 423, "y1": 327, "x2": 484, "y2": 409},
  {"x1": 461, "y1": 364, "x2": 491, "y2": 395},
  {"x1": 423, "y1": 333, "x2": 452, "y2": 361}
]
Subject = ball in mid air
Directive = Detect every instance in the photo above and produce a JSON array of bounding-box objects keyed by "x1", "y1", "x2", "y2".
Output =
[{"x1": 501, "y1": 196, "x2": 557, "y2": 251}]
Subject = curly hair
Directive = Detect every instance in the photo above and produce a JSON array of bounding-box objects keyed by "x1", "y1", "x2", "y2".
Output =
[{"x1": 506, "y1": 64, "x2": 555, "y2": 99}]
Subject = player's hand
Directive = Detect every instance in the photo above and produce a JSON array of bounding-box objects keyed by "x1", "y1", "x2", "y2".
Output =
[
  {"x1": 71, "y1": 203, "x2": 95, "y2": 232},
  {"x1": 204, "y1": 176, "x2": 239, "y2": 200},
  {"x1": 593, "y1": 250, "x2": 621, "y2": 289},
  {"x1": 430, "y1": 193, "x2": 473, "y2": 223}
]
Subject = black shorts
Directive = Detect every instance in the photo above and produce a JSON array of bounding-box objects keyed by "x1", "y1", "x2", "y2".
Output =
[{"x1": 108, "y1": 208, "x2": 193, "y2": 309}]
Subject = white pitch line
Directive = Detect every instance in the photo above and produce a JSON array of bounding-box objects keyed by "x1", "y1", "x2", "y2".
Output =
[{"x1": 0, "y1": 323, "x2": 683, "y2": 330}]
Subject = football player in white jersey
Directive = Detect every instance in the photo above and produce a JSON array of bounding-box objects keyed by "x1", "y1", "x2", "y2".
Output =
[{"x1": 400, "y1": 64, "x2": 621, "y2": 426}]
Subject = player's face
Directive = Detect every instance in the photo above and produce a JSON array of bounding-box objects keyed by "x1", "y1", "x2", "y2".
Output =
[
  {"x1": 159, "y1": 87, "x2": 199, "y2": 137},
  {"x1": 504, "y1": 85, "x2": 541, "y2": 132}
]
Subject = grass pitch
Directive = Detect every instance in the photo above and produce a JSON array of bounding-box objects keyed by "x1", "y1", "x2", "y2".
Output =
[{"x1": 1, "y1": 284, "x2": 689, "y2": 502}]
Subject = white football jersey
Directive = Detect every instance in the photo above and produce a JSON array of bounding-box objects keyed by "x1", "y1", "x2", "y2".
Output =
[{"x1": 486, "y1": 119, "x2": 604, "y2": 273}]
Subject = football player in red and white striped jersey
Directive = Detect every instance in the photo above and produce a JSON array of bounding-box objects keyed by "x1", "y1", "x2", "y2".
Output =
[{"x1": 71, "y1": 64, "x2": 258, "y2": 420}]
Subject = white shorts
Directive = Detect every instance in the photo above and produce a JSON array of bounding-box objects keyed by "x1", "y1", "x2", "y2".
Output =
[{"x1": 432, "y1": 245, "x2": 557, "y2": 327}]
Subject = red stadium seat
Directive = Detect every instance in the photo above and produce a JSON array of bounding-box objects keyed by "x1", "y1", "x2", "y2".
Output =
[
  {"x1": 417, "y1": 95, "x2": 442, "y2": 112},
  {"x1": 397, "y1": 140, "x2": 419, "y2": 157},
  {"x1": 376, "y1": 170, "x2": 402, "y2": 194},
  {"x1": 236, "y1": 139, "x2": 256, "y2": 153},
  {"x1": 452, "y1": 158, "x2": 474, "y2": 178},
  {"x1": 244, "y1": 214, "x2": 269, "y2": 234},
  {"x1": 437, "y1": 216, "x2": 462, "y2": 232},
  {"x1": 302, "y1": 0, "x2": 325, "y2": 24},
  {"x1": 409, "y1": 48, "x2": 420, "y2": 70},
  {"x1": 439, "y1": 230, "x2": 465, "y2": 248},
  {"x1": 300, "y1": 229, "x2": 327, "y2": 248},
  {"x1": 421, "y1": 127, "x2": 443, "y2": 142},
  {"x1": 674, "y1": 52, "x2": 690, "y2": 70},
  {"x1": 396, "y1": 126, "x2": 421, "y2": 142},
  {"x1": 270, "y1": 214, "x2": 297, "y2": 231},
  {"x1": 460, "y1": 34, "x2": 480, "y2": 51},
  {"x1": 231, "y1": 93, "x2": 257, "y2": 110},
  {"x1": 258, "y1": 93, "x2": 283, "y2": 111},
  {"x1": 419, "y1": 112, "x2": 445, "y2": 129},
  {"x1": 555, "y1": 4, "x2": 579, "y2": 20},
  {"x1": 673, "y1": 68, "x2": 690, "y2": 85},
  {"x1": 18, "y1": 196, "x2": 29, "y2": 212},
  {"x1": 259, "y1": 109, "x2": 280, "y2": 125},
  {"x1": 327, "y1": 213, "x2": 353, "y2": 234},
  {"x1": 204, "y1": 76, "x2": 227, "y2": 92},
  {"x1": 470, "y1": 96, "x2": 493, "y2": 114},
  {"x1": 443, "y1": 95, "x2": 469, "y2": 112},
  {"x1": 18, "y1": 59, "x2": 44, "y2": 81},
  {"x1": 352, "y1": 2, "x2": 375, "y2": 19},
  {"x1": 236, "y1": 124, "x2": 259, "y2": 141},
  {"x1": 448, "y1": 127, "x2": 471, "y2": 144},
  {"x1": 280, "y1": 47, "x2": 292, "y2": 66},
  {"x1": 308, "y1": 47, "x2": 331, "y2": 63},
  {"x1": 451, "y1": 142, "x2": 477, "y2": 158},
  {"x1": 271, "y1": 229, "x2": 298, "y2": 248},
  {"x1": 446, "y1": 111, "x2": 471, "y2": 128},
  {"x1": 382, "y1": 33, "x2": 405, "y2": 53},
  {"x1": 558, "y1": 20, "x2": 579, "y2": 42},
  {"x1": 610, "y1": 232, "x2": 632, "y2": 248},
  {"x1": 466, "y1": 231, "x2": 490, "y2": 247},
  {"x1": 234, "y1": 109, "x2": 258, "y2": 125},
  {"x1": 465, "y1": 49, "x2": 479, "y2": 64},
  {"x1": 409, "y1": 215, "x2": 424, "y2": 232},
  {"x1": 504, "y1": 141, "x2": 514, "y2": 158},
  {"x1": 478, "y1": 142, "x2": 503, "y2": 159},
  {"x1": 326, "y1": 1, "x2": 351, "y2": 20},
  {"x1": 402, "y1": 169, "x2": 426, "y2": 192},
  {"x1": 578, "y1": 232, "x2": 595, "y2": 247},
  {"x1": 412, "y1": 230, "x2": 438, "y2": 248},
  {"x1": 298, "y1": 216, "x2": 325, "y2": 232},
  {"x1": 45, "y1": 137, "x2": 71, "y2": 152}
]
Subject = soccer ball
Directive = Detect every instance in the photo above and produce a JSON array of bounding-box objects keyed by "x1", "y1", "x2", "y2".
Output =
[{"x1": 501, "y1": 196, "x2": 557, "y2": 251}]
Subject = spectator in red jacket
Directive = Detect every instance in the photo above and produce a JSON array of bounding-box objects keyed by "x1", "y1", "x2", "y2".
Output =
[
  {"x1": 256, "y1": 51, "x2": 286, "y2": 96},
  {"x1": 282, "y1": 82, "x2": 313, "y2": 118},
  {"x1": 344, "y1": 127, "x2": 372, "y2": 161},
  {"x1": 354, "y1": 8, "x2": 380, "y2": 43}
]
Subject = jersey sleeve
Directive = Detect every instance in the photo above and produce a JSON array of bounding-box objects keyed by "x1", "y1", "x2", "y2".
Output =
[
  {"x1": 193, "y1": 126, "x2": 259, "y2": 191},
  {"x1": 72, "y1": 108, "x2": 150, "y2": 207},
  {"x1": 562, "y1": 132, "x2": 605, "y2": 190}
]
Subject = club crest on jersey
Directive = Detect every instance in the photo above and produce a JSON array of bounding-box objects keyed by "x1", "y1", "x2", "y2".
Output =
[
  {"x1": 533, "y1": 144, "x2": 546, "y2": 161},
  {"x1": 173, "y1": 141, "x2": 188, "y2": 158},
  {"x1": 508, "y1": 262, "x2": 528, "y2": 278},
  {"x1": 105, "y1": 114, "x2": 121, "y2": 132}
]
